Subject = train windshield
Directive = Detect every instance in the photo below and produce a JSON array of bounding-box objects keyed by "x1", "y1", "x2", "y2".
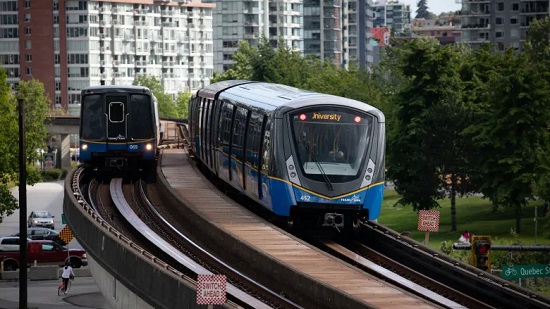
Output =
[
  {"x1": 290, "y1": 108, "x2": 374, "y2": 182},
  {"x1": 81, "y1": 94, "x2": 105, "y2": 141},
  {"x1": 127, "y1": 94, "x2": 154, "y2": 140}
]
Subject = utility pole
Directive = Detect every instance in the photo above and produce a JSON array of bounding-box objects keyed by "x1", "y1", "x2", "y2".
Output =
[{"x1": 18, "y1": 98, "x2": 28, "y2": 308}]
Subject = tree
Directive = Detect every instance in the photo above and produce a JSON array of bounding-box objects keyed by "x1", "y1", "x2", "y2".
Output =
[
  {"x1": 132, "y1": 75, "x2": 177, "y2": 118},
  {"x1": 465, "y1": 49, "x2": 550, "y2": 233},
  {"x1": 385, "y1": 38, "x2": 465, "y2": 220},
  {"x1": 524, "y1": 18, "x2": 550, "y2": 203},
  {"x1": 210, "y1": 40, "x2": 257, "y2": 83},
  {"x1": 175, "y1": 91, "x2": 192, "y2": 119},
  {"x1": 0, "y1": 72, "x2": 49, "y2": 223},
  {"x1": 415, "y1": 0, "x2": 432, "y2": 19}
]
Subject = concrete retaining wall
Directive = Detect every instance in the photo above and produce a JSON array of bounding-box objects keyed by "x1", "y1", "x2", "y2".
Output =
[{"x1": 63, "y1": 170, "x2": 219, "y2": 309}]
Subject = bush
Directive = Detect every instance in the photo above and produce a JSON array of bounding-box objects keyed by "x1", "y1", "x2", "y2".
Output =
[{"x1": 41, "y1": 169, "x2": 67, "y2": 181}]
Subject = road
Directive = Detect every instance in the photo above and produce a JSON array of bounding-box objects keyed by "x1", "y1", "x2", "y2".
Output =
[{"x1": 4, "y1": 180, "x2": 83, "y2": 249}]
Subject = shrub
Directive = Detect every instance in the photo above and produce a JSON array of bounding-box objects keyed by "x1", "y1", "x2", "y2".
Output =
[{"x1": 41, "y1": 169, "x2": 67, "y2": 181}]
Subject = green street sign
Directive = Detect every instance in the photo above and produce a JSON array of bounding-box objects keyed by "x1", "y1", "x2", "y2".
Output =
[{"x1": 502, "y1": 264, "x2": 550, "y2": 279}]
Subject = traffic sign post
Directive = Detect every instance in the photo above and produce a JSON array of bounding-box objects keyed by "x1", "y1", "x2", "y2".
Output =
[
  {"x1": 196, "y1": 274, "x2": 226, "y2": 306},
  {"x1": 417, "y1": 210, "x2": 440, "y2": 245}
]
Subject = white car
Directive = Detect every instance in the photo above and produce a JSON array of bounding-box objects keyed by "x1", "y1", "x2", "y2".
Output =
[
  {"x1": 27, "y1": 210, "x2": 55, "y2": 229},
  {"x1": 0, "y1": 236, "x2": 31, "y2": 251}
]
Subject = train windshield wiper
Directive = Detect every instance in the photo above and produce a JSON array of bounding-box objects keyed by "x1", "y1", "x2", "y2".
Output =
[{"x1": 301, "y1": 143, "x2": 334, "y2": 191}]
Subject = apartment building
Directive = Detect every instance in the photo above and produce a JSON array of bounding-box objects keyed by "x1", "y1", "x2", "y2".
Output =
[
  {"x1": 303, "y1": 0, "x2": 343, "y2": 65},
  {"x1": 460, "y1": 0, "x2": 550, "y2": 50},
  {"x1": 373, "y1": 0, "x2": 411, "y2": 35},
  {"x1": 202, "y1": 0, "x2": 303, "y2": 73},
  {"x1": 0, "y1": 0, "x2": 215, "y2": 109},
  {"x1": 347, "y1": 0, "x2": 376, "y2": 69}
]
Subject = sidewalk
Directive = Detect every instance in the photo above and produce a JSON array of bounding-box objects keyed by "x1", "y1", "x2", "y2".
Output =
[{"x1": 0, "y1": 277, "x2": 110, "y2": 309}]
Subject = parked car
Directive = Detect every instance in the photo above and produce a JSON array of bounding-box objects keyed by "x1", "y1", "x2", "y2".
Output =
[
  {"x1": 0, "y1": 236, "x2": 32, "y2": 251},
  {"x1": 0, "y1": 240, "x2": 87, "y2": 271},
  {"x1": 27, "y1": 210, "x2": 55, "y2": 229},
  {"x1": 11, "y1": 228, "x2": 65, "y2": 246}
]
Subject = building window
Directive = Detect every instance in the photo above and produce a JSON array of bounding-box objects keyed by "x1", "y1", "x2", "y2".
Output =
[
  {"x1": 497, "y1": 3, "x2": 504, "y2": 11},
  {"x1": 53, "y1": 15, "x2": 59, "y2": 24},
  {"x1": 55, "y1": 95, "x2": 61, "y2": 105},
  {"x1": 53, "y1": 0, "x2": 59, "y2": 11},
  {"x1": 25, "y1": 27, "x2": 31, "y2": 35},
  {"x1": 25, "y1": 14, "x2": 31, "y2": 22},
  {"x1": 54, "y1": 54, "x2": 60, "y2": 64},
  {"x1": 495, "y1": 31, "x2": 503, "y2": 38},
  {"x1": 512, "y1": 3, "x2": 519, "y2": 11},
  {"x1": 26, "y1": 54, "x2": 32, "y2": 62},
  {"x1": 25, "y1": 40, "x2": 31, "y2": 49},
  {"x1": 495, "y1": 17, "x2": 503, "y2": 25},
  {"x1": 25, "y1": 0, "x2": 30, "y2": 8},
  {"x1": 55, "y1": 81, "x2": 61, "y2": 91},
  {"x1": 26, "y1": 67, "x2": 32, "y2": 75},
  {"x1": 510, "y1": 18, "x2": 518, "y2": 25}
]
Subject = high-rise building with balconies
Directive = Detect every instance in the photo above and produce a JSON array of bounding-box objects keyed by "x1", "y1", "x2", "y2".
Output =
[
  {"x1": 347, "y1": 0, "x2": 376, "y2": 69},
  {"x1": 304, "y1": 0, "x2": 344, "y2": 65},
  {"x1": 373, "y1": 0, "x2": 411, "y2": 35},
  {"x1": 202, "y1": 0, "x2": 304, "y2": 73},
  {"x1": 0, "y1": 0, "x2": 215, "y2": 109},
  {"x1": 460, "y1": 0, "x2": 549, "y2": 50}
]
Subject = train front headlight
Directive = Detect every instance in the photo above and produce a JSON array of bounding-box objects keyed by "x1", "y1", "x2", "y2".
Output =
[
  {"x1": 81, "y1": 144, "x2": 88, "y2": 151},
  {"x1": 145, "y1": 143, "x2": 153, "y2": 151}
]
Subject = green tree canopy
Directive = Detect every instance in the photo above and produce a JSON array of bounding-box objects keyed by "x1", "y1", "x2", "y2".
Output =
[
  {"x1": 385, "y1": 38, "x2": 465, "y2": 214},
  {"x1": 133, "y1": 75, "x2": 177, "y2": 118},
  {"x1": 0, "y1": 72, "x2": 49, "y2": 222}
]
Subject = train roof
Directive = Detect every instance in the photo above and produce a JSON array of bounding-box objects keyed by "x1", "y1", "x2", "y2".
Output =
[
  {"x1": 204, "y1": 81, "x2": 383, "y2": 120},
  {"x1": 196, "y1": 80, "x2": 253, "y2": 99},
  {"x1": 82, "y1": 85, "x2": 153, "y2": 95}
]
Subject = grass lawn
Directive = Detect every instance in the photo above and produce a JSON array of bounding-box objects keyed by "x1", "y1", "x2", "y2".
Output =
[{"x1": 378, "y1": 189, "x2": 550, "y2": 251}]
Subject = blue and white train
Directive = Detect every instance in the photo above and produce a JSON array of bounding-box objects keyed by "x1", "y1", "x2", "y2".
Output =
[
  {"x1": 79, "y1": 85, "x2": 160, "y2": 174},
  {"x1": 189, "y1": 80, "x2": 385, "y2": 230}
]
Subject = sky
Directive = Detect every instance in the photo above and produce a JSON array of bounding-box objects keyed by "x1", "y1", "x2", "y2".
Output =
[{"x1": 402, "y1": 0, "x2": 462, "y2": 16}]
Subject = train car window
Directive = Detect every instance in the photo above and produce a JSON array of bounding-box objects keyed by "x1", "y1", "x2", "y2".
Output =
[
  {"x1": 109, "y1": 102, "x2": 124, "y2": 123},
  {"x1": 81, "y1": 94, "x2": 104, "y2": 140},
  {"x1": 128, "y1": 94, "x2": 153, "y2": 140},
  {"x1": 246, "y1": 112, "x2": 263, "y2": 169},
  {"x1": 290, "y1": 109, "x2": 373, "y2": 182}
]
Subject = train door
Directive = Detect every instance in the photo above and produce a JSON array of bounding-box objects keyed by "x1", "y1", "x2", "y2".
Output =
[
  {"x1": 105, "y1": 95, "x2": 128, "y2": 145},
  {"x1": 218, "y1": 102, "x2": 234, "y2": 182},
  {"x1": 204, "y1": 99, "x2": 212, "y2": 168},
  {"x1": 208, "y1": 100, "x2": 219, "y2": 171},
  {"x1": 259, "y1": 117, "x2": 272, "y2": 202},
  {"x1": 245, "y1": 112, "x2": 264, "y2": 198},
  {"x1": 199, "y1": 98, "x2": 207, "y2": 161},
  {"x1": 231, "y1": 107, "x2": 248, "y2": 190}
]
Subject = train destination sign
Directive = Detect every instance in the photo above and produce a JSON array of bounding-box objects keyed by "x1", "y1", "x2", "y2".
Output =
[
  {"x1": 294, "y1": 111, "x2": 367, "y2": 124},
  {"x1": 502, "y1": 264, "x2": 550, "y2": 279}
]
